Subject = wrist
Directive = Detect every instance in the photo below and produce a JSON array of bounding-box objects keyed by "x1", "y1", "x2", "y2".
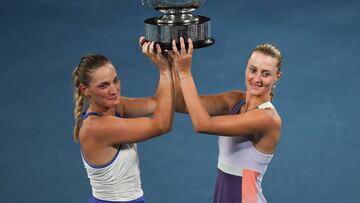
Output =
[
  {"x1": 160, "y1": 70, "x2": 172, "y2": 77},
  {"x1": 177, "y1": 71, "x2": 192, "y2": 80}
]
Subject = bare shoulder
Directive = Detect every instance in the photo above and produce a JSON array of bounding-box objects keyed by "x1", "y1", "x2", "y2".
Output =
[
  {"x1": 261, "y1": 107, "x2": 282, "y2": 131},
  {"x1": 78, "y1": 118, "x2": 100, "y2": 143},
  {"x1": 79, "y1": 116, "x2": 119, "y2": 143},
  {"x1": 251, "y1": 108, "x2": 282, "y2": 150},
  {"x1": 245, "y1": 107, "x2": 281, "y2": 132}
]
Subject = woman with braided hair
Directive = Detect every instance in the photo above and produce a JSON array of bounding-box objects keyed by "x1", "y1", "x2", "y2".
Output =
[
  {"x1": 171, "y1": 37, "x2": 283, "y2": 203},
  {"x1": 72, "y1": 37, "x2": 174, "y2": 203}
]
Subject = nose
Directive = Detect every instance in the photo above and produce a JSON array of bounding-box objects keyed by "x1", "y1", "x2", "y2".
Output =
[
  {"x1": 109, "y1": 84, "x2": 118, "y2": 95},
  {"x1": 253, "y1": 73, "x2": 261, "y2": 83}
]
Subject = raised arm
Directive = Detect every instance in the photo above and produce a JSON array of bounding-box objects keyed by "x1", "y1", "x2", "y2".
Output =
[
  {"x1": 120, "y1": 35, "x2": 245, "y2": 118},
  {"x1": 170, "y1": 38, "x2": 279, "y2": 137},
  {"x1": 117, "y1": 37, "x2": 171, "y2": 118},
  {"x1": 85, "y1": 41, "x2": 174, "y2": 145}
]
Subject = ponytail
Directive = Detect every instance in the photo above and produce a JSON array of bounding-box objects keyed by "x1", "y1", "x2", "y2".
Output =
[{"x1": 72, "y1": 67, "x2": 84, "y2": 141}]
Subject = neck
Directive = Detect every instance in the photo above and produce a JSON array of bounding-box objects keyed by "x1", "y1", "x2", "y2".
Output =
[{"x1": 244, "y1": 92, "x2": 271, "y2": 111}]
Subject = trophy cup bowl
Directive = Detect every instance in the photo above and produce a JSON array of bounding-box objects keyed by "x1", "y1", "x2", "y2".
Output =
[{"x1": 143, "y1": 0, "x2": 214, "y2": 50}]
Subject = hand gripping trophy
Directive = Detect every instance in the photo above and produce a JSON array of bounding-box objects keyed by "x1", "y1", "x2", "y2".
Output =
[{"x1": 142, "y1": 0, "x2": 214, "y2": 49}]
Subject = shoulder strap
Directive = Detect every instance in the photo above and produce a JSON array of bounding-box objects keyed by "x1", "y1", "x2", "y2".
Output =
[
  {"x1": 257, "y1": 101, "x2": 274, "y2": 110},
  {"x1": 81, "y1": 112, "x2": 103, "y2": 120},
  {"x1": 82, "y1": 111, "x2": 122, "y2": 120},
  {"x1": 230, "y1": 99, "x2": 246, "y2": 115},
  {"x1": 115, "y1": 112, "x2": 122, "y2": 118}
]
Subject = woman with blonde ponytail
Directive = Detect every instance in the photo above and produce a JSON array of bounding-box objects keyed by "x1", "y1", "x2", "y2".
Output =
[
  {"x1": 171, "y1": 38, "x2": 283, "y2": 203},
  {"x1": 72, "y1": 37, "x2": 174, "y2": 203}
]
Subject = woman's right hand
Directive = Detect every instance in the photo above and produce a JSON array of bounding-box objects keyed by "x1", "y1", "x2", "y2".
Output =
[{"x1": 139, "y1": 36, "x2": 171, "y2": 73}]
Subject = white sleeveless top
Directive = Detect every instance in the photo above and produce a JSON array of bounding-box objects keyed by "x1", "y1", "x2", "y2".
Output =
[
  {"x1": 81, "y1": 144, "x2": 143, "y2": 201},
  {"x1": 217, "y1": 101, "x2": 276, "y2": 203}
]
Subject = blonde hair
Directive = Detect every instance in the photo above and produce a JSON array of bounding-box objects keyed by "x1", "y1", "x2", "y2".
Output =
[
  {"x1": 251, "y1": 43, "x2": 282, "y2": 99},
  {"x1": 72, "y1": 54, "x2": 111, "y2": 141},
  {"x1": 252, "y1": 43, "x2": 282, "y2": 71}
]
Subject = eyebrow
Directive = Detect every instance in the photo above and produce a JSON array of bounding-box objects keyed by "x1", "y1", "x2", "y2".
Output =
[
  {"x1": 96, "y1": 75, "x2": 118, "y2": 87},
  {"x1": 250, "y1": 65, "x2": 272, "y2": 72}
]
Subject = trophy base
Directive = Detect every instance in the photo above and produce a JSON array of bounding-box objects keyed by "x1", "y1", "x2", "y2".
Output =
[{"x1": 144, "y1": 15, "x2": 214, "y2": 50}]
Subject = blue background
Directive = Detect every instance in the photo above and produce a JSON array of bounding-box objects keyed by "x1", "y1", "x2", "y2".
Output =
[{"x1": 1, "y1": 0, "x2": 359, "y2": 202}]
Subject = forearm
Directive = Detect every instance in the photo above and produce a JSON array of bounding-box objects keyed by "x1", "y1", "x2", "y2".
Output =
[
  {"x1": 172, "y1": 67, "x2": 188, "y2": 113},
  {"x1": 178, "y1": 73, "x2": 211, "y2": 132},
  {"x1": 120, "y1": 96, "x2": 156, "y2": 118},
  {"x1": 153, "y1": 69, "x2": 174, "y2": 133},
  {"x1": 173, "y1": 68, "x2": 228, "y2": 115},
  {"x1": 173, "y1": 70, "x2": 236, "y2": 115}
]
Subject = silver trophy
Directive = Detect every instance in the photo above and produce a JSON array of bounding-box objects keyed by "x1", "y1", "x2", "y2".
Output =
[{"x1": 142, "y1": 0, "x2": 214, "y2": 49}]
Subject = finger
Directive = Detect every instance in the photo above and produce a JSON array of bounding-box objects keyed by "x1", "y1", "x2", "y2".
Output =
[
  {"x1": 142, "y1": 41, "x2": 150, "y2": 55},
  {"x1": 167, "y1": 50, "x2": 176, "y2": 63},
  {"x1": 155, "y1": 43, "x2": 162, "y2": 54},
  {"x1": 149, "y1": 41, "x2": 155, "y2": 54},
  {"x1": 166, "y1": 50, "x2": 173, "y2": 60},
  {"x1": 188, "y1": 38, "x2": 193, "y2": 55},
  {"x1": 139, "y1": 36, "x2": 145, "y2": 47},
  {"x1": 172, "y1": 39, "x2": 179, "y2": 55},
  {"x1": 168, "y1": 50, "x2": 175, "y2": 60},
  {"x1": 180, "y1": 37, "x2": 185, "y2": 54}
]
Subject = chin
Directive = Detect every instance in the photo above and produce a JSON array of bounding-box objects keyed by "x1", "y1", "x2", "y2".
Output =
[
  {"x1": 110, "y1": 100, "x2": 121, "y2": 106},
  {"x1": 248, "y1": 89, "x2": 266, "y2": 97},
  {"x1": 105, "y1": 99, "x2": 120, "y2": 108}
]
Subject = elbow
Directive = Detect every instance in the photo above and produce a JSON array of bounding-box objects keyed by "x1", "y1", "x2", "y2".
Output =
[
  {"x1": 192, "y1": 121, "x2": 206, "y2": 133},
  {"x1": 193, "y1": 126, "x2": 202, "y2": 133},
  {"x1": 192, "y1": 116, "x2": 212, "y2": 133},
  {"x1": 156, "y1": 118, "x2": 173, "y2": 135},
  {"x1": 152, "y1": 109, "x2": 174, "y2": 135},
  {"x1": 160, "y1": 123, "x2": 173, "y2": 134}
]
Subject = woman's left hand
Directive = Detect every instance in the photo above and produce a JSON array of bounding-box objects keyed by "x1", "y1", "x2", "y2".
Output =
[
  {"x1": 170, "y1": 37, "x2": 193, "y2": 77},
  {"x1": 139, "y1": 36, "x2": 171, "y2": 73}
]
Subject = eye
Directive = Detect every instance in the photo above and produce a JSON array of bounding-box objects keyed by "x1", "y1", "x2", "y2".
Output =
[
  {"x1": 262, "y1": 72, "x2": 271, "y2": 77},
  {"x1": 97, "y1": 84, "x2": 108, "y2": 89}
]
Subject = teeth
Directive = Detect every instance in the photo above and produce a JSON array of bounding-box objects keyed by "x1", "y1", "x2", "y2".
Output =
[{"x1": 251, "y1": 83, "x2": 261, "y2": 88}]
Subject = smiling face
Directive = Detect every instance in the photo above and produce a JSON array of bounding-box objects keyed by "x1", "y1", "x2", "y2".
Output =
[
  {"x1": 245, "y1": 51, "x2": 282, "y2": 99},
  {"x1": 82, "y1": 63, "x2": 121, "y2": 109}
]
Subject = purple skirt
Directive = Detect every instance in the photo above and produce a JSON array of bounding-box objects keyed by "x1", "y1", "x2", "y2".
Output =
[{"x1": 213, "y1": 169, "x2": 243, "y2": 203}]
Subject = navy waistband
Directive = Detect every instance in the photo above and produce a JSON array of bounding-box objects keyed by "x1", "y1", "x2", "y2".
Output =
[{"x1": 89, "y1": 196, "x2": 145, "y2": 203}]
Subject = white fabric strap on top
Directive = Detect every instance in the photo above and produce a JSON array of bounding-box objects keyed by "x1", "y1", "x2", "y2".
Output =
[{"x1": 258, "y1": 101, "x2": 274, "y2": 110}]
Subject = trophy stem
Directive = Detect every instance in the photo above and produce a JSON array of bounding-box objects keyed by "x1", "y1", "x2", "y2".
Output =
[
  {"x1": 156, "y1": 7, "x2": 199, "y2": 24},
  {"x1": 157, "y1": 13, "x2": 199, "y2": 24}
]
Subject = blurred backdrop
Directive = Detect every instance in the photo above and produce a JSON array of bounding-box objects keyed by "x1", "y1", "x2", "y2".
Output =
[{"x1": 1, "y1": 0, "x2": 359, "y2": 202}]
